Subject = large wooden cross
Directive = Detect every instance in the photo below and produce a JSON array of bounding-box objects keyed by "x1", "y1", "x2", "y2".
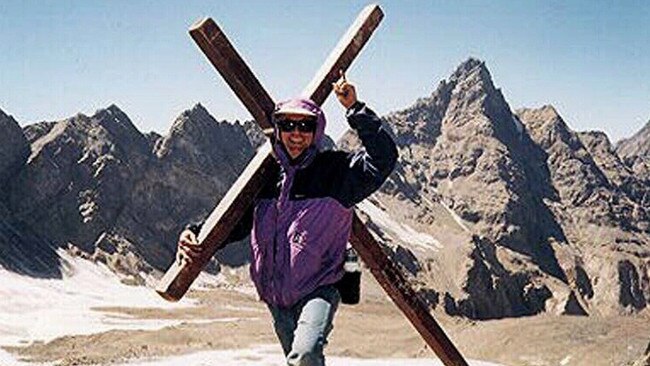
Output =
[{"x1": 156, "y1": 5, "x2": 467, "y2": 366}]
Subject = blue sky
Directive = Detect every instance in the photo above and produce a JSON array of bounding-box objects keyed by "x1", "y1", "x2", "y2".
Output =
[{"x1": 1, "y1": 0, "x2": 648, "y2": 141}]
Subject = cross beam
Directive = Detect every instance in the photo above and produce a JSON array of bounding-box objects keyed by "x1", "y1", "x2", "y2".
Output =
[{"x1": 156, "y1": 5, "x2": 468, "y2": 366}]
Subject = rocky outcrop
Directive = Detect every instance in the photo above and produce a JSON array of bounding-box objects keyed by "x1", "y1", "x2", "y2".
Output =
[
  {"x1": 518, "y1": 107, "x2": 649, "y2": 232},
  {"x1": 242, "y1": 120, "x2": 268, "y2": 150},
  {"x1": 0, "y1": 103, "x2": 255, "y2": 280},
  {"x1": 0, "y1": 200, "x2": 61, "y2": 278},
  {"x1": 617, "y1": 120, "x2": 650, "y2": 181},
  {"x1": 0, "y1": 109, "x2": 60, "y2": 277},
  {"x1": 517, "y1": 106, "x2": 650, "y2": 315},
  {"x1": 0, "y1": 109, "x2": 30, "y2": 191},
  {"x1": 343, "y1": 58, "x2": 650, "y2": 319},
  {"x1": 8, "y1": 105, "x2": 152, "y2": 253},
  {"x1": 579, "y1": 130, "x2": 650, "y2": 209},
  {"x1": 343, "y1": 59, "x2": 570, "y2": 319},
  {"x1": 112, "y1": 103, "x2": 254, "y2": 270}
]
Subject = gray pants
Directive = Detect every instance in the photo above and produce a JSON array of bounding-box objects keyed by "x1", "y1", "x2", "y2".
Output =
[{"x1": 267, "y1": 285, "x2": 341, "y2": 366}]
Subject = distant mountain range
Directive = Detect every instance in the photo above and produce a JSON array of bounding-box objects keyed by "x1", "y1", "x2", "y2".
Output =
[{"x1": 1, "y1": 58, "x2": 648, "y2": 319}]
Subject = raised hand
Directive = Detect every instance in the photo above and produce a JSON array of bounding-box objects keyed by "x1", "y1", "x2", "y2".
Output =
[{"x1": 333, "y1": 70, "x2": 358, "y2": 109}]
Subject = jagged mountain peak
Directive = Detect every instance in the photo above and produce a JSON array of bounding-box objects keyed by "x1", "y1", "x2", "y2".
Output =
[
  {"x1": 446, "y1": 58, "x2": 505, "y2": 106},
  {"x1": 174, "y1": 102, "x2": 213, "y2": 126},
  {"x1": 168, "y1": 103, "x2": 221, "y2": 134},
  {"x1": 166, "y1": 103, "x2": 252, "y2": 147},
  {"x1": 372, "y1": 58, "x2": 521, "y2": 152},
  {"x1": 88, "y1": 105, "x2": 149, "y2": 155},
  {"x1": 441, "y1": 59, "x2": 524, "y2": 144},
  {"x1": 156, "y1": 104, "x2": 252, "y2": 176},
  {"x1": 374, "y1": 61, "x2": 650, "y2": 319},
  {"x1": 92, "y1": 104, "x2": 136, "y2": 128},
  {"x1": 97, "y1": 104, "x2": 128, "y2": 120},
  {"x1": 106, "y1": 103, "x2": 123, "y2": 112},
  {"x1": 189, "y1": 102, "x2": 209, "y2": 115},
  {"x1": 450, "y1": 57, "x2": 490, "y2": 84}
]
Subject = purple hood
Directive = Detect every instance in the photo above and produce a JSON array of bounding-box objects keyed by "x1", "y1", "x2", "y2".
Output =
[{"x1": 272, "y1": 97, "x2": 327, "y2": 169}]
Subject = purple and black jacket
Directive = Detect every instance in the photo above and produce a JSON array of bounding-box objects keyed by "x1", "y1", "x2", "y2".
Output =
[{"x1": 200, "y1": 98, "x2": 397, "y2": 307}]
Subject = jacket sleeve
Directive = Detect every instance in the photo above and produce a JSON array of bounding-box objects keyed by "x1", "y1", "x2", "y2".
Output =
[
  {"x1": 185, "y1": 204, "x2": 254, "y2": 245},
  {"x1": 337, "y1": 101, "x2": 398, "y2": 207}
]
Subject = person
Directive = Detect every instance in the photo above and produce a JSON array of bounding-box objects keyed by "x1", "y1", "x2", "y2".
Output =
[{"x1": 177, "y1": 73, "x2": 397, "y2": 366}]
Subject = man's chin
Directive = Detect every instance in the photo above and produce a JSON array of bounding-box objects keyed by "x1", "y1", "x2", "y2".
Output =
[{"x1": 288, "y1": 147, "x2": 305, "y2": 156}]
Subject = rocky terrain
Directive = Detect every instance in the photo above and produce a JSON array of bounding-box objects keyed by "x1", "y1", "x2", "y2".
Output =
[
  {"x1": 0, "y1": 103, "x2": 255, "y2": 284},
  {"x1": 341, "y1": 58, "x2": 650, "y2": 319},
  {"x1": 0, "y1": 58, "x2": 648, "y2": 337},
  {"x1": 618, "y1": 119, "x2": 650, "y2": 182}
]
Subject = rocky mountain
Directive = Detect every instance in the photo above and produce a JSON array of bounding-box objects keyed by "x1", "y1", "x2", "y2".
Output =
[
  {"x1": 0, "y1": 109, "x2": 61, "y2": 278},
  {"x1": 0, "y1": 58, "x2": 648, "y2": 320},
  {"x1": 10, "y1": 105, "x2": 152, "y2": 254},
  {"x1": 578, "y1": 129, "x2": 650, "y2": 208},
  {"x1": 518, "y1": 106, "x2": 649, "y2": 314},
  {"x1": 117, "y1": 103, "x2": 254, "y2": 270},
  {"x1": 0, "y1": 103, "x2": 255, "y2": 283},
  {"x1": 0, "y1": 109, "x2": 30, "y2": 191},
  {"x1": 341, "y1": 58, "x2": 650, "y2": 319},
  {"x1": 617, "y1": 120, "x2": 650, "y2": 182}
]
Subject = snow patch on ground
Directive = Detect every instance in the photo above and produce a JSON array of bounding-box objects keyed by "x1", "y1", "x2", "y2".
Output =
[
  {"x1": 358, "y1": 201, "x2": 442, "y2": 252},
  {"x1": 0, "y1": 349, "x2": 38, "y2": 366},
  {"x1": 0, "y1": 249, "x2": 197, "y2": 347},
  {"x1": 428, "y1": 185, "x2": 471, "y2": 233},
  {"x1": 114, "y1": 344, "x2": 505, "y2": 366},
  {"x1": 440, "y1": 201, "x2": 471, "y2": 233},
  {"x1": 560, "y1": 354, "x2": 572, "y2": 365}
]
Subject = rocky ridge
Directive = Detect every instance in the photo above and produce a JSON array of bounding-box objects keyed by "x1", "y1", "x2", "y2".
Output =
[
  {"x1": 618, "y1": 119, "x2": 650, "y2": 182},
  {"x1": 342, "y1": 58, "x2": 650, "y2": 319},
  {"x1": 0, "y1": 109, "x2": 60, "y2": 277},
  {"x1": 0, "y1": 58, "x2": 648, "y2": 320},
  {"x1": 0, "y1": 103, "x2": 255, "y2": 282}
]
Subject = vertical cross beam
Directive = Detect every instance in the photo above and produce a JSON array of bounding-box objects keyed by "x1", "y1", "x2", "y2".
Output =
[{"x1": 156, "y1": 5, "x2": 468, "y2": 366}]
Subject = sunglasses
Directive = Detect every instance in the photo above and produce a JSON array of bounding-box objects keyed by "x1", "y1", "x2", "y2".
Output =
[{"x1": 275, "y1": 118, "x2": 317, "y2": 133}]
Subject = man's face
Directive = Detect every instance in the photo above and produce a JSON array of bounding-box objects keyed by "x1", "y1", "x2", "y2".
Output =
[{"x1": 276, "y1": 113, "x2": 316, "y2": 160}]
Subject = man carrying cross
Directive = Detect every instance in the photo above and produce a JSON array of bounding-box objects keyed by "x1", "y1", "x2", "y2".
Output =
[{"x1": 177, "y1": 73, "x2": 397, "y2": 365}]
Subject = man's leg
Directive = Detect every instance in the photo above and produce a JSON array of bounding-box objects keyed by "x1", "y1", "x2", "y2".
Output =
[
  {"x1": 268, "y1": 304, "x2": 296, "y2": 356},
  {"x1": 286, "y1": 285, "x2": 340, "y2": 366}
]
